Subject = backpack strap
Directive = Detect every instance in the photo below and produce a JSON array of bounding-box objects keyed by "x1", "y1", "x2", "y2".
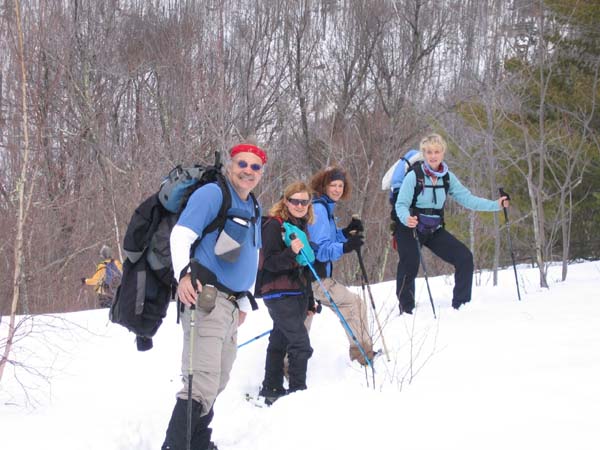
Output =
[
  {"x1": 410, "y1": 163, "x2": 450, "y2": 219},
  {"x1": 310, "y1": 196, "x2": 335, "y2": 279},
  {"x1": 410, "y1": 163, "x2": 426, "y2": 210},
  {"x1": 311, "y1": 196, "x2": 334, "y2": 220},
  {"x1": 442, "y1": 172, "x2": 450, "y2": 195},
  {"x1": 188, "y1": 171, "x2": 232, "y2": 257}
]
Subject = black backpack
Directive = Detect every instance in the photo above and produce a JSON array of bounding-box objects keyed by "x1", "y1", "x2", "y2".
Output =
[
  {"x1": 110, "y1": 153, "x2": 234, "y2": 351},
  {"x1": 254, "y1": 216, "x2": 281, "y2": 297}
]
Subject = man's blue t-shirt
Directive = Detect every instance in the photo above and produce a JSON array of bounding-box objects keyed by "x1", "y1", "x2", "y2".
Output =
[{"x1": 176, "y1": 180, "x2": 261, "y2": 292}]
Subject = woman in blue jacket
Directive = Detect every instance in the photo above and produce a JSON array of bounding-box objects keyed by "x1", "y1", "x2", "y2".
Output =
[
  {"x1": 308, "y1": 167, "x2": 374, "y2": 365},
  {"x1": 394, "y1": 134, "x2": 509, "y2": 314}
]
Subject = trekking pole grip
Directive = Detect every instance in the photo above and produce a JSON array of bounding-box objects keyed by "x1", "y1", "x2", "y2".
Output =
[{"x1": 498, "y1": 187, "x2": 510, "y2": 221}]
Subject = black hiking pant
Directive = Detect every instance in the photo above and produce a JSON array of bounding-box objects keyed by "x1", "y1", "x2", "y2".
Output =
[
  {"x1": 262, "y1": 293, "x2": 313, "y2": 392},
  {"x1": 394, "y1": 224, "x2": 474, "y2": 313}
]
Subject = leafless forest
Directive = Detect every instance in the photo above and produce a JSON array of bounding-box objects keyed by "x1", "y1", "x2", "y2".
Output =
[{"x1": 1, "y1": 0, "x2": 599, "y2": 316}]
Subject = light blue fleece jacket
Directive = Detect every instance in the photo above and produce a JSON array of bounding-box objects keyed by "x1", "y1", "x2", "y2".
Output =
[
  {"x1": 307, "y1": 196, "x2": 347, "y2": 277},
  {"x1": 395, "y1": 170, "x2": 500, "y2": 226}
]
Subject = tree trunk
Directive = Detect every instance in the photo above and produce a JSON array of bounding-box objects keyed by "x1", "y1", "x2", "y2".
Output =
[{"x1": 1, "y1": 0, "x2": 34, "y2": 382}]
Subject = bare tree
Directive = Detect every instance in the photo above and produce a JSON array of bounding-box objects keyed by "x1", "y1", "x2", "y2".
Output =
[{"x1": 1, "y1": 0, "x2": 35, "y2": 382}]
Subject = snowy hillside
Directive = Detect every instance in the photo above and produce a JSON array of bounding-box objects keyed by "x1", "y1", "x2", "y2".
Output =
[{"x1": 1, "y1": 261, "x2": 599, "y2": 450}]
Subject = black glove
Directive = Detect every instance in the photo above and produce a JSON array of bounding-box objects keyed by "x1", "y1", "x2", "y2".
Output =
[
  {"x1": 498, "y1": 187, "x2": 510, "y2": 208},
  {"x1": 343, "y1": 234, "x2": 364, "y2": 253},
  {"x1": 314, "y1": 300, "x2": 322, "y2": 314},
  {"x1": 189, "y1": 258, "x2": 202, "y2": 293},
  {"x1": 342, "y1": 217, "x2": 364, "y2": 238},
  {"x1": 81, "y1": 277, "x2": 86, "y2": 284},
  {"x1": 308, "y1": 296, "x2": 322, "y2": 314}
]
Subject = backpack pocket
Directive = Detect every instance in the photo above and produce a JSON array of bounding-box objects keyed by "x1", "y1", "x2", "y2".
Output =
[{"x1": 214, "y1": 208, "x2": 253, "y2": 262}]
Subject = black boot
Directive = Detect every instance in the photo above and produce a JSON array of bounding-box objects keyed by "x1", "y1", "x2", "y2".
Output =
[
  {"x1": 258, "y1": 386, "x2": 287, "y2": 406},
  {"x1": 162, "y1": 398, "x2": 215, "y2": 450}
]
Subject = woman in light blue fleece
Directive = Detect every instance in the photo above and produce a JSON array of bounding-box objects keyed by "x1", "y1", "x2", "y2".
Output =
[{"x1": 394, "y1": 134, "x2": 509, "y2": 314}]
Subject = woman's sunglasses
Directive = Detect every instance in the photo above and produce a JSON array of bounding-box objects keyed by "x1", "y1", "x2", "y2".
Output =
[
  {"x1": 236, "y1": 160, "x2": 263, "y2": 172},
  {"x1": 287, "y1": 198, "x2": 310, "y2": 207}
]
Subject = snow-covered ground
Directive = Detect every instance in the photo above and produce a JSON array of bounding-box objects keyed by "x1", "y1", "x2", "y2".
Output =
[{"x1": 1, "y1": 261, "x2": 599, "y2": 450}]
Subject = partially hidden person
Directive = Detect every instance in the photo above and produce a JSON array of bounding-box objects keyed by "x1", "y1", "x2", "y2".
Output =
[{"x1": 82, "y1": 245, "x2": 122, "y2": 308}]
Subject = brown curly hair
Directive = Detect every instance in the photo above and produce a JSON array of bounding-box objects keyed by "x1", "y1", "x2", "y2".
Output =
[
  {"x1": 268, "y1": 181, "x2": 315, "y2": 224},
  {"x1": 310, "y1": 166, "x2": 352, "y2": 201}
]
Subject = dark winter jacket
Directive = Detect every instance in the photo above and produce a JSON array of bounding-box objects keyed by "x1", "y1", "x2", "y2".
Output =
[{"x1": 256, "y1": 216, "x2": 313, "y2": 300}]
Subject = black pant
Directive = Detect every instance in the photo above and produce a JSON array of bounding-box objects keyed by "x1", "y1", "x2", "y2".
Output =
[
  {"x1": 162, "y1": 398, "x2": 214, "y2": 450},
  {"x1": 262, "y1": 294, "x2": 313, "y2": 392},
  {"x1": 394, "y1": 224, "x2": 474, "y2": 312}
]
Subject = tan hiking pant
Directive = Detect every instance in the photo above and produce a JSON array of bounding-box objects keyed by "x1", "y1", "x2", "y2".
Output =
[
  {"x1": 177, "y1": 292, "x2": 238, "y2": 416},
  {"x1": 310, "y1": 278, "x2": 373, "y2": 359}
]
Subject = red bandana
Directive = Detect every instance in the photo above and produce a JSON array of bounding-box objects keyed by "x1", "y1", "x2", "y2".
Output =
[{"x1": 230, "y1": 144, "x2": 267, "y2": 164}]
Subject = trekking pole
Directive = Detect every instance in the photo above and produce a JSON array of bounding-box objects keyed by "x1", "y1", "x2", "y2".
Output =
[
  {"x1": 413, "y1": 229, "x2": 437, "y2": 319},
  {"x1": 355, "y1": 247, "x2": 390, "y2": 362},
  {"x1": 186, "y1": 259, "x2": 201, "y2": 450},
  {"x1": 499, "y1": 188, "x2": 521, "y2": 301},
  {"x1": 294, "y1": 236, "x2": 375, "y2": 384},
  {"x1": 238, "y1": 329, "x2": 272, "y2": 348},
  {"x1": 186, "y1": 305, "x2": 195, "y2": 450}
]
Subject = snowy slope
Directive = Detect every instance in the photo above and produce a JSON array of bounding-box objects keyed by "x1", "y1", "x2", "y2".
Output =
[{"x1": 1, "y1": 261, "x2": 599, "y2": 450}]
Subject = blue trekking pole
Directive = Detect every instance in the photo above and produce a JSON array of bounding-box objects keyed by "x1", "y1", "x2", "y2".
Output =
[
  {"x1": 238, "y1": 329, "x2": 272, "y2": 348},
  {"x1": 293, "y1": 236, "x2": 374, "y2": 374}
]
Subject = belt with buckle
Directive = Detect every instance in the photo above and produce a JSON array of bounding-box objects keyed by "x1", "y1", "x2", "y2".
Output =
[{"x1": 225, "y1": 294, "x2": 238, "y2": 303}]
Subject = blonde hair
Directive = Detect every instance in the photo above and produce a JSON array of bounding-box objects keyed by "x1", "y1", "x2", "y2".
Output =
[
  {"x1": 420, "y1": 133, "x2": 447, "y2": 154},
  {"x1": 268, "y1": 181, "x2": 315, "y2": 224}
]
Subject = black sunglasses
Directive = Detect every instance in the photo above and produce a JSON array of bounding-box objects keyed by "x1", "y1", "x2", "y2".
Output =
[
  {"x1": 287, "y1": 198, "x2": 310, "y2": 207},
  {"x1": 236, "y1": 160, "x2": 263, "y2": 172}
]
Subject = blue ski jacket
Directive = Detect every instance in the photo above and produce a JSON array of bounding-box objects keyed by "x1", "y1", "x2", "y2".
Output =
[{"x1": 307, "y1": 195, "x2": 347, "y2": 278}]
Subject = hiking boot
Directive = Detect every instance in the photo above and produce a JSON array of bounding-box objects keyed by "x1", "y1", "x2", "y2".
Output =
[
  {"x1": 452, "y1": 299, "x2": 470, "y2": 310},
  {"x1": 259, "y1": 386, "x2": 287, "y2": 406},
  {"x1": 349, "y1": 346, "x2": 376, "y2": 366},
  {"x1": 399, "y1": 304, "x2": 414, "y2": 315}
]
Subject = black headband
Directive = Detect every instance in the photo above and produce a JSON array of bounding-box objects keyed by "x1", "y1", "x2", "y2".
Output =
[{"x1": 327, "y1": 169, "x2": 346, "y2": 183}]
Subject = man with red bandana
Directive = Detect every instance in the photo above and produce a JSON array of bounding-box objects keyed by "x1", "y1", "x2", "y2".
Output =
[{"x1": 162, "y1": 142, "x2": 266, "y2": 450}]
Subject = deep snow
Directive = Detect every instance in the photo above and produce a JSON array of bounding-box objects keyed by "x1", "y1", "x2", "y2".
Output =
[{"x1": 1, "y1": 261, "x2": 599, "y2": 450}]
